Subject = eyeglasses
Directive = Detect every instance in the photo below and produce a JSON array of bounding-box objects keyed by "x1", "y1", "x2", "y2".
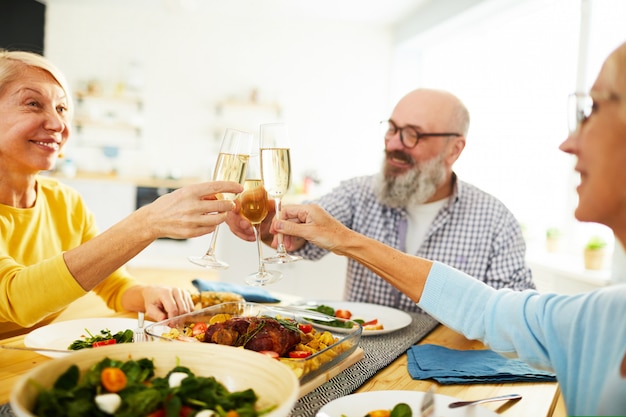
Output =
[
  {"x1": 568, "y1": 92, "x2": 624, "y2": 134},
  {"x1": 381, "y1": 120, "x2": 461, "y2": 149}
]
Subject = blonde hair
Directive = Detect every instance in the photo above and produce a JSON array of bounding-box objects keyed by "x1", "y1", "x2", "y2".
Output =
[{"x1": 0, "y1": 49, "x2": 73, "y2": 113}]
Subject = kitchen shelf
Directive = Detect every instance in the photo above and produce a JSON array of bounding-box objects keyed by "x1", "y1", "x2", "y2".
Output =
[
  {"x1": 73, "y1": 117, "x2": 142, "y2": 135},
  {"x1": 73, "y1": 91, "x2": 144, "y2": 147},
  {"x1": 75, "y1": 91, "x2": 143, "y2": 107}
]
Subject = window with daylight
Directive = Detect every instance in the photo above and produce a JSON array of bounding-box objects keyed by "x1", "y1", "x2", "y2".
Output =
[{"x1": 390, "y1": 0, "x2": 626, "y2": 267}]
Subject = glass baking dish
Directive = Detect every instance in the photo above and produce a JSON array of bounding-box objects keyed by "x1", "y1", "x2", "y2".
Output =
[{"x1": 144, "y1": 302, "x2": 362, "y2": 384}]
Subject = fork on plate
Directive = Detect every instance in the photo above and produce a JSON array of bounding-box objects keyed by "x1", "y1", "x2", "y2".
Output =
[
  {"x1": 133, "y1": 311, "x2": 146, "y2": 342},
  {"x1": 420, "y1": 386, "x2": 435, "y2": 417}
]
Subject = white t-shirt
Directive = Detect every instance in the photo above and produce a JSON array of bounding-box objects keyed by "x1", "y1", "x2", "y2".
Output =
[{"x1": 405, "y1": 199, "x2": 447, "y2": 255}]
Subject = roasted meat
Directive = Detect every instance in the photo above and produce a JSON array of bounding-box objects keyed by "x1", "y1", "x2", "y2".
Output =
[{"x1": 203, "y1": 316, "x2": 301, "y2": 356}]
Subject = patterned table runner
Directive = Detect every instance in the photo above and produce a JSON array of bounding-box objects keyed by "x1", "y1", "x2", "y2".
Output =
[{"x1": 291, "y1": 313, "x2": 439, "y2": 417}]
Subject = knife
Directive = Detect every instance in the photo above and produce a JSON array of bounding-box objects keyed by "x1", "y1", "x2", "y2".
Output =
[
  {"x1": 1, "y1": 345, "x2": 72, "y2": 354},
  {"x1": 420, "y1": 386, "x2": 435, "y2": 417}
]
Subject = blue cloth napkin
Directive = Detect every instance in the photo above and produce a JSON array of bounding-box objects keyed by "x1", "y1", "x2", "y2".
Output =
[
  {"x1": 407, "y1": 344, "x2": 556, "y2": 384},
  {"x1": 192, "y1": 279, "x2": 280, "y2": 303}
]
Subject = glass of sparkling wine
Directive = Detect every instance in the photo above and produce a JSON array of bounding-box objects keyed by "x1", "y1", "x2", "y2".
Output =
[
  {"x1": 260, "y1": 123, "x2": 302, "y2": 264},
  {"x1": 241, "y1": 153, "x2": 283, "y2": 285},
  {"x1": 189, "y1": 128, "x2": 252, "y2": 269}
]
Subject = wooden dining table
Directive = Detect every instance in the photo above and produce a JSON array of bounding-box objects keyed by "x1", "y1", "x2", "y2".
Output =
[{"x1": 0, "y1": 268, "x2": 566, "y2": 417}]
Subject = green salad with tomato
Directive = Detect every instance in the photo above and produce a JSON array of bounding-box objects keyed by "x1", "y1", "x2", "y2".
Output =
[
  {"x1": 33, "y1": 357, "x2": 272, "y2": 417},
  {"x1": 307, "y1": 305, "x2": 381, "y2": 330},
  {"x1": 68, "y1": 328, "x2": 134, "y2": 350}
]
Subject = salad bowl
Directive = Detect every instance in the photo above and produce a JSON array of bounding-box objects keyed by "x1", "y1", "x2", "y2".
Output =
[{"x1": 10, "y1": 341, "x2": 299, "y2": 417}]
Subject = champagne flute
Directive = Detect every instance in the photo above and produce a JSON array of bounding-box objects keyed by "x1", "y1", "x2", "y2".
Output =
[
  {"x1": 241, "y1": 153, "x2": 283, "y2": 286},
  {"x1": 189, "y1": 128, "x2": 252, "y2": 269},
  {"x1": 260, "y1": 123, "x2": 302, "y2": 263}
]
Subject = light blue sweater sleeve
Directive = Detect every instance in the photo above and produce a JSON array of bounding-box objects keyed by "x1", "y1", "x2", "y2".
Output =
[{"x1": 418, "y1": 261, "x2": 626, "y2": 416}]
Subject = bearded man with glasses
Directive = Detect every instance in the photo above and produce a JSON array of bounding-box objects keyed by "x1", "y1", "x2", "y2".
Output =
[{"x1": 228, "y1": 88, "x2": 535, "y2": 312}]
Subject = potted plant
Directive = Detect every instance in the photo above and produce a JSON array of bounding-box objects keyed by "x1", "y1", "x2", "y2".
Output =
[
  {"x1": 546, "y1": 228, "x2": 562, "y2": 253},
  {"x1": 584, "y1": 236, "x2": 607, "y2": 270}
]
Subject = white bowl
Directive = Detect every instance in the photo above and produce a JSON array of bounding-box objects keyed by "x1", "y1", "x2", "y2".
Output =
[{"x1": 10, "y1": 342, "x2": 299, "y2": 417}]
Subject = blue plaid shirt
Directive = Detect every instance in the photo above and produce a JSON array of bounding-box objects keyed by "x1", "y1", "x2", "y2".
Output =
[{"x1": 295, "y1": 174, "x2": 535, "y2": 313}]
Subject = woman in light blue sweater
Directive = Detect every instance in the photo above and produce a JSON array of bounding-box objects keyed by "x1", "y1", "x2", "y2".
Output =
[{"x1": 274, "y1": 41, "x2": 626, "y2": 416}]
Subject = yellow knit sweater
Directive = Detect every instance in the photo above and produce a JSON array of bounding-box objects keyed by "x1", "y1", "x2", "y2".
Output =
[{"x1": 0, "y1": 176, "x2": 138, "y2": 337}]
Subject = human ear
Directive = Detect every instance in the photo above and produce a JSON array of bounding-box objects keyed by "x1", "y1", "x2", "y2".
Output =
[{"x1": 446, "y1": 136, "x2": 465, "y2": 164}]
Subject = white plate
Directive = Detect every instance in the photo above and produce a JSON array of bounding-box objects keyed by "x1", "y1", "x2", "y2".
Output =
[
  {"x1": 24, "y1": 317, "x2": 142, "y2": 358},
  {"x1": 317, "y1": 390, "x2": 499, "y2": 417},
  {"x1": 305, "y1": 301, "x2": 412, "y2": 336}
]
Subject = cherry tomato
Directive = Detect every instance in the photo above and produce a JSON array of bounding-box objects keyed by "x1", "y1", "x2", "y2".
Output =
[
  {"x1": 179, "y1": 406, "x2": 193, "y2": 417},
  {"x1": 191, "y1": 322, "x2": 208, "y2": 336},
  {"x1": 259, "y1": 350, "x2": 280, "y2": 359},
  {"x1": 101, "y1": 367, "x2": 127, "y2": 392},
  {"x1": 225, "y1": 411, "x2": 240, "y2": 417},
  {"x1": 298, "y1": 323, "x2": 313, "y2": 333},
  {"x1": 92, "y1": 339, "x2": 116, "y2": 347},
  {"x1": 362, "y1": 318, "x2": 378, "y2": 326},
  {"x1": 146, "y1": 406, "x2": 193, "y2": 417},
  {"x1": 334, "y1": 309, "x2": 352, "y2": 319},
  {"x1": 288, "y1": 350, "x2": 312, "y2": 359}
]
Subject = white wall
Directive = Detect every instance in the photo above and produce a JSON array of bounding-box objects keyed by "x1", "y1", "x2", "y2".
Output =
[{"x1": 44, "y1": 0, "x2": 393, "y2": 193}]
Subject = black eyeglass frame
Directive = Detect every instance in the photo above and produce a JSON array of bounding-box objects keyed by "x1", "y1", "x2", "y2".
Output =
[{"x1": 382, "y1": 119, "x2": 462, "y2": 149}]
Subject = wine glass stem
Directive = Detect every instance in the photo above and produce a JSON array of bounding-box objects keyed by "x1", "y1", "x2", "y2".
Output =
[
  {"x1": 274, "y1": 197, "x2": 287, "y2": 254},
  {"x1": 204, "y1": 224, "x2": 220, "y2": 256},
  {"x1": 253, "y1": 224, "x2": 267, "y2": 274}
]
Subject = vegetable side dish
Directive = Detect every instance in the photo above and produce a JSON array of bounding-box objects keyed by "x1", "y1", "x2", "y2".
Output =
[
  {"x1": 68, "y1": 328, "x2": 134, "y2": 350},
  {"x1": 308, "y1": 305, "x2": 384, "y2": 331},
  {"x1": 33, "y1": 357, "x2": 272, "y2": 417}
]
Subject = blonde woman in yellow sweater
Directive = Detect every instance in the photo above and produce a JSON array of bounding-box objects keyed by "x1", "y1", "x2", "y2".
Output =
[{"x1": 0, "y1": 50, "x2": 241, "y2": 338}]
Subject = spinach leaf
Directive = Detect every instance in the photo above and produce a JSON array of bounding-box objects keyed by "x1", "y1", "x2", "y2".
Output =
[
  {"x1": 117, "y1": 388, "x2": 163, "y2": 417},
  {"x1": 308, "y1": 304, "x2": 335, "y2": 316},
  {"x1": 53, "y1": 364, "x2": 79, "y2": 390}
]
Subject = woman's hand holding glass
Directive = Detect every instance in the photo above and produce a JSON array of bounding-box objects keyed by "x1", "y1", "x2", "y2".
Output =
[
  {"x1": 146, "y1": 181, "x2": 243, "y2": 239},
  {"x1": 189, "y1": 128, "x2": 253, "y2": 269}
]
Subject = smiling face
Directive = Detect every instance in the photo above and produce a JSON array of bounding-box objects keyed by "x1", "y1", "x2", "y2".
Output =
[
  {"x1": 559, "y1": 43, "x2": 626, "y2": 238},
  {"x1": 380, "y1": 89, "x2": 467, "y2": 204},
  {"x1": 0, "y1": 65, "x2": 71, "y2": 177}
]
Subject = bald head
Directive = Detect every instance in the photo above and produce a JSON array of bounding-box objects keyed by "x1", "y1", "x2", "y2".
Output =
[{"x1": 392, "y1": 88, "x2": 470, "y2": 137}]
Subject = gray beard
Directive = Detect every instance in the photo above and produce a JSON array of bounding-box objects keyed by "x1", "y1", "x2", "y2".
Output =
[{"x1": 374, "y1": 154, "x2": 447, "y2": 208}]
